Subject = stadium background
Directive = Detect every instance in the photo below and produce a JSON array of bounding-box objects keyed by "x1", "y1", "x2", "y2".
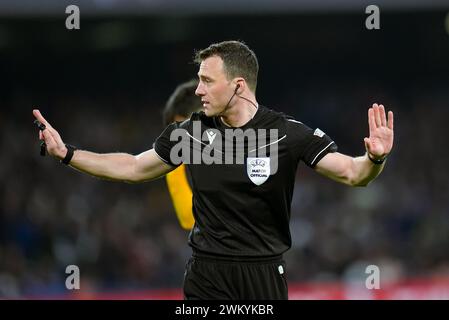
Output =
[{"x1": 1, "y1": 0, "x2": 449, "y2": 299}]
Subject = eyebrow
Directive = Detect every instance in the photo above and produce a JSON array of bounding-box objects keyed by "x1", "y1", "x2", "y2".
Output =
[{"x1": 198, "y1": 74, "x2": 212, "y2": 81}]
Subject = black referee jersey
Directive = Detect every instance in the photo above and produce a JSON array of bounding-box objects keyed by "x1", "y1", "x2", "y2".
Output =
[{"x1": 154, "y1": 105, "x2": 337, "y2": 258}]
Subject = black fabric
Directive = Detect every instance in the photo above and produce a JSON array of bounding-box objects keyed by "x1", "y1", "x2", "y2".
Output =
[
  {"x1": 183, "y1": 254, "x2": 288, "y2": 300},
  {"x1": 285, "y1": 119, "x2": 338, "y2": 168},
  {"x1": 154, "y1": 105, "x2": 337, "y2": 258},
  {"x1": 62, "y1": 144, "x2": 77, "y2": 165}
]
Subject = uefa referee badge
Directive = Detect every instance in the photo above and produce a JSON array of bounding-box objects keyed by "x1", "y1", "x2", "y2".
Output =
[{"x1": 246, "y1": 157, "x2": 270, "y2": 186}]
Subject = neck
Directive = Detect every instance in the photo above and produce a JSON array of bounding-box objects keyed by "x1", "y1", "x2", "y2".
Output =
[{"x1": 220, "y1": 98, "x2": 258, "y2": 127}]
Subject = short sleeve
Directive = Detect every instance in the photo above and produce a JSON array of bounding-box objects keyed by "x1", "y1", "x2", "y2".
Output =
[
  {"x1": 153, "y1": 121, "x2": 188, "y2": 167},
  {"x1": 286, "y1": 119, "x2": 338, "y2": 168}
]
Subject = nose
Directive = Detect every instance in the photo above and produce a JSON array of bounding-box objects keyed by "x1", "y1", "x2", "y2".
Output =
[{"x1": 195, "y1": 82, "x2": 205, "y2": 96}]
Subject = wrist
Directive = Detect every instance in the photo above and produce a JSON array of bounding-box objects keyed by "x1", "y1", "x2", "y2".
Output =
[
  {"x1": 60, "y1": 144, "x2": 77, "y2": 165},
  {"x1": 367, "y1": 152, "x2": 387, "y2": 165},
  {"x1": 56, "y1": 145, "x2": 68, "y2": 161}
]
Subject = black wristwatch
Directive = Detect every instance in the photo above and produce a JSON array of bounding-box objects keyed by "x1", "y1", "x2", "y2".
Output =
[
  {"x1": 61, "y1": 144, "x2": 77, "y2": 165},
  {"x1": 368, "y1": 153, "x2": 387, "y2": 165}
]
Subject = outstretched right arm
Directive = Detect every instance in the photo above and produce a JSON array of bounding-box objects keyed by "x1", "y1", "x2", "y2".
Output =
[{"x1": 32, "y1": 109, "x2": 175, "y2": 183}]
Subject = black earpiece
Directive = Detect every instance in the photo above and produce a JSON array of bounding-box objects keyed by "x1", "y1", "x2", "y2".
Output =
[
  {"x1": 234, "y1": 84, "x2": 240, "y2": 93},
  {"x1": 222, "y1": 82, "x2": 257, "y2": 114}
]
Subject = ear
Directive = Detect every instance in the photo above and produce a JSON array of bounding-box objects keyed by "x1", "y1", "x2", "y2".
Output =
[
  {"x1": 234, "y1": 79, "x2": 245, "y2": 94},
  {"x1": 235, "y1": 83, "x2": 241, "y2": 93}
]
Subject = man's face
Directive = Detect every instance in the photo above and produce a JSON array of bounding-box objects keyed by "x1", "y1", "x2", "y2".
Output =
[{"x1": 195, "y1": 56, "x2": 234, "y2": 117}]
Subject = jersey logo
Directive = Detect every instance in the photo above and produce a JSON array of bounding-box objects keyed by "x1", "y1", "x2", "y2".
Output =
[
  {"x1": 313, "y1": 128, "x2": 325, "y2": 138},
  {"x1": 206, "y1": 129, "x2": 217, "y2": 144},
  {"x1": 247, "y1": 157, "x2": 270, "y2": 186}
]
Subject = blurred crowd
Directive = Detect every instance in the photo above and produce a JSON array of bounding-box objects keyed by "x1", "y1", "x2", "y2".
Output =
[{"x1": 1, "y1": 79, "x2": 448, "y2": 298}]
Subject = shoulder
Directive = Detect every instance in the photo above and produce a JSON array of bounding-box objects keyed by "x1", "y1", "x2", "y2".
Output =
[
  {"x1": 259, "y1": 105, "x2": 302, "y2": 124},
  {"x1": 259, "y1": 106, "x2": 310, "y2": 133},
  {"x1": 256, "y1": 105, "x2": 293, "y2": 128},
  {"x1": 284, "y1": 116, "x2": 310, "y2": 135}
]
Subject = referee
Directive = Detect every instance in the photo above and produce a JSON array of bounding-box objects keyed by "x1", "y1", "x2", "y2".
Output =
[{"x1": 33, "y1": 40, "x2": 394, "y2": 300}]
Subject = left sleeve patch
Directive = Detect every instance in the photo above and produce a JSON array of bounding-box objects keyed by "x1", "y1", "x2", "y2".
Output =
[{"x1": 313, "y1": 128, "x2": 325, "y2": 138}]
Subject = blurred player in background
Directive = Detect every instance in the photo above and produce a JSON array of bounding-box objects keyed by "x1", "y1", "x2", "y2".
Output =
[
  {"x1": 32, "y1": 40, "x2": 394, "y2": 300},
  {"x1": 162, "y1": 80, "x2": 201, "y2": 230}
]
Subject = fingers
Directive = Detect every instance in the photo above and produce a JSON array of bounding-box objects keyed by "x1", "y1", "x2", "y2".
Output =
[
  {"x1": 368, "y1": 107, "x2": 376, "y2": 134},
  {"x1": 33, "y1": 109, "x2": 66, "y2": 158},
  {"x1": 33, "y1": 108, "x2": 61, "y2": 143},
  {"x1": 370, "y1": 103, "x2": 392, "y2": 129},
  {"x1": 42, "y1": 128, "x2": 56, "y2": 145},
  {"x1": 379, "y1": 105, "x2": 387, "y2": 127},
  {"x1": 387, "y1": 110, "x2": 394, "y2": 130},
  {"x1": 373, "y1": 103, "x2": 381, "y2": 127},
  {"x1": 32, "y1": 109, "x2": 52, "y2": 129}
]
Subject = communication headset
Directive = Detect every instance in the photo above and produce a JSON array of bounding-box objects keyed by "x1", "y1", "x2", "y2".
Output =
[{"x1": 222, "y1": 83, "x2": 258, "y2": 115}]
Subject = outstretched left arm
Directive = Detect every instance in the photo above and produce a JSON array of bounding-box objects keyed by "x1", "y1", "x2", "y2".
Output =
[{"x1": 315, "y1": 103, "x2": 394, "y2": 186}]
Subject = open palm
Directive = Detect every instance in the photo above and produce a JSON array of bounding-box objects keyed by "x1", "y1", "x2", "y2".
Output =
[{"x1": 364, "y1": 103, "x2": 394, "y2": 159}]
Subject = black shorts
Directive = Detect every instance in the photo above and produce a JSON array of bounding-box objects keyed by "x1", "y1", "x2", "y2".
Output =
[{"x1": 183, "y1": 252, "x2": 288, "y2": 300}]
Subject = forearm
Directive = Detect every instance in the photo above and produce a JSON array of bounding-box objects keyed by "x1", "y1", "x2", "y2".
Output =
[
  {"x1": 67, "y1": 149, "x2": 138, "y2": 183},
  {"x1": 349, "y1": 153, "x2": 386, "y2": 186},
  {"x1": 315, "y1": 104, "x2": 393, "y2": 187}
]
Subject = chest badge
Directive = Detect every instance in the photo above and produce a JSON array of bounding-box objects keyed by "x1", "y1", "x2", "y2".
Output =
[
  {"x1": 206, "y1": 129, "x2": 217, "y2": 144},
  {"x1": 247, "y1": 157, "x2": 270, "y2": 186}
]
